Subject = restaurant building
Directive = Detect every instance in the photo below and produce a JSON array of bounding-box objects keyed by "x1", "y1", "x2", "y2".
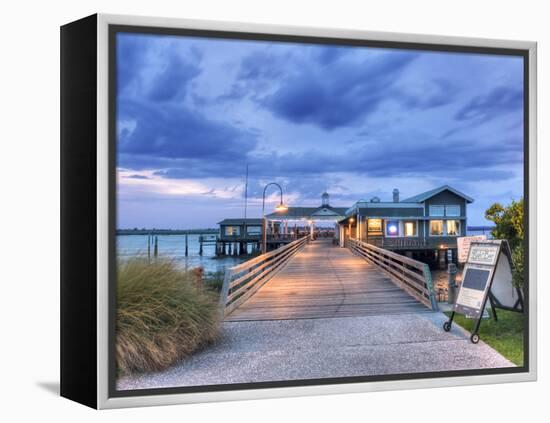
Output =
[
  {"x1": 337, "y1": 185, "x2": 473, "y2": 262},
  {"x1": 219, "y1": 185, "x2": 473, "y2": 261}
]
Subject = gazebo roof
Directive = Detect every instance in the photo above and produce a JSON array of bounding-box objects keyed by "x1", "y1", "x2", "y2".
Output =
[{"x1": 266, "y1": 205, "x2": 348, "y2": 221}]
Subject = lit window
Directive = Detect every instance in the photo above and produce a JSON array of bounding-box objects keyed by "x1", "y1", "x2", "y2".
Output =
[
  {"x1": 404, "y1": 221, "x2": 416, "y2": 237},
  {"x1": 429, "y1": 205, "x2": 445, "y2": 216},
  {"x1": 446, "y1": 220, "x2": 461, "y2": 236},
  {"x1": 367, "y1": 218, "x2": 382, "y2": 233},
  {"x1": 386, "y1": 221, "x2": 399, "y2": 236},
  {"x1": 430, "y1": 220, "x2": 444, "y2": 236},
  {"x1": 225, "y1": 226, "x2": 241, "y2": 236},
  {"x1": 445, "y1": 205, "x2": 461, "y2": 216}
]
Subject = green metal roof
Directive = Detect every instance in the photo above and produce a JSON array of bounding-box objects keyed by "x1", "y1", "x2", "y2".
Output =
[
  {"x1": 265, "y1": 205, "x2": 348, "y2": 219},
  {"x1": 217, "y1": 218, "x2": 263, "y2": 226},
  {"x1": 401, "y1": 185, "x2": 474, "y2": 203}
]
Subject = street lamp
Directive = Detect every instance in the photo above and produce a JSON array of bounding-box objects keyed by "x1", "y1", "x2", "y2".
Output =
[{"x1": 262, "y1": 182, "x2": 287, "y2": 254}]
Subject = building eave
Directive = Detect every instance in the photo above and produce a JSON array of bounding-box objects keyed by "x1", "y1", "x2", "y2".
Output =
[{"x1": 401, "y1": 185, "x2": 474, "y2": 203}]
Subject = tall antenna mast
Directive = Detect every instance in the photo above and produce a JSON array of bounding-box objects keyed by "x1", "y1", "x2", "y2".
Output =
[{"x1": 244, "y1": 164, "x2": 249, "y2": 219}]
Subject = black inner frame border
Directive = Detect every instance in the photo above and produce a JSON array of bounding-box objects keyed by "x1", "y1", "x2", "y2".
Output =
[{"x1": 108, "y1": 23, "x2": 530, "y2": 399}]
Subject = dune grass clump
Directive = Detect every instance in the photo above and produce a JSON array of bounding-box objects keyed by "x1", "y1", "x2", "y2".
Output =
[
  {"x1": 116, "y1": 258, "x2": 221, "y2": 375},
  {"x1": 203, "y1": 270, "x2": 225, "y2": 292}
]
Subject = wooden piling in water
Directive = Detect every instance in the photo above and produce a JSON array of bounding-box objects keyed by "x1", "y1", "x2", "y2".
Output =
[
  {"x1": 154, "y1": 236, "x2": 158, "y2": 257},
  {"x1": 185, "y1": 234, "x2": 189, "y2": 257},
  {"x1": 147, "y1": 234, "x2": 151, "y2": 259},
  {"x1": 199, "y1": 236, "x2": 203, "y2": 256}
]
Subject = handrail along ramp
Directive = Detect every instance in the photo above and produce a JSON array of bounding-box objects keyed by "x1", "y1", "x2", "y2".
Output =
[
  {"x1": 220, "y1": 235, "x2": 311, "y2": 316},
  {"x1": 347, "y1": 238, "x2": 438, "y2": 310}
]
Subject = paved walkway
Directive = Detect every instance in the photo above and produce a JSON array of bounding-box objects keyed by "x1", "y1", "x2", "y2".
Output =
[
  {"x1": 227, "y1": 239, "x2": 427, "y2": 321},
  {"x1": 118, "y1": 312, "x2": 514, "y2": 390}
]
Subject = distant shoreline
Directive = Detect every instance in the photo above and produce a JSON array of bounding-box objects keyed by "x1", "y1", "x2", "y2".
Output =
[
  {"x1": 117, "y1": 229, "x2": 218, "y2": 235},
  {"x1": 117, "y1": 226, "x2": 494, "y2": 236}
]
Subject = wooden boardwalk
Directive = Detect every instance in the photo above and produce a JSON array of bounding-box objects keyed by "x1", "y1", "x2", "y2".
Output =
[{"x1": 226, "y1": 239, "x2": 428, "y2": 321}]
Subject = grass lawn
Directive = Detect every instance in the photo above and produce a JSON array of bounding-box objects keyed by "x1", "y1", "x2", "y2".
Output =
[{"x1": 444, "y1": 309, "x2": 524, "y2": 366}]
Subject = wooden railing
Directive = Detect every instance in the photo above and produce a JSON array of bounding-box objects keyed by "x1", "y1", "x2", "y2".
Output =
[
  {"x1": 219, "y1": 235, "x2": 311, "y2": 317},
  {"x1": 347, "y1": 238, "x2": 438, "y2": 310},
  {"x1": 365, "y1": 237, "x2": 427, "y2": 248}
]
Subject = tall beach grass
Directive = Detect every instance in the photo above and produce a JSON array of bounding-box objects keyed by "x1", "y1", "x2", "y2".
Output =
[{"x1": 116, "y1": 258, "x2": 221, "y2": 375}]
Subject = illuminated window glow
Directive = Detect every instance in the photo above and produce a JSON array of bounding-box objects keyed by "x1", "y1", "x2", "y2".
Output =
[
  {"x1": 404, "y1": 221, "x2": 416, "y2": 237},
  {"x1": 367, "y1": 218, "x2": 382, "y2": 233},
  {"x1": 386, "y1": 221, "x2": 399, "y2": 236},
  {"x1": 430, "y1": 220, "x2": 444, "y2": 236},
  {"x1": 446, "y1": 220, "x2": 461, "y2": 236},
  {"x1": 224, "y1": 226, "x2": 241, "y2": 236}
]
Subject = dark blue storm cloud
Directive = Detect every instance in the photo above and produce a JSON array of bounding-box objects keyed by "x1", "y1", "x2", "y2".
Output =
[
  {"x1": 117, "y1": 33, "x2": 203, "y2": 101},
  {"x1": 115, "y1": 33, "x2": 525, "y2": 227},
  {"x1": 262, "y1": 51, "x2": 420, "y2": 130},
  {"x1": 455, "y1": 86, "x2": 523, "y2": 124},
  {"x1": 117, "y1": 33, "x2": 258, "y2": 173},
  {"x1": 118, "y1": 99, "x2": 257, "y2": 162},
  {"x1": 126, "y1": 174, "x2": 151, "y2": 180},
  {"x1": 147, "y1": 56, "x2": 201, "y2": 102}
]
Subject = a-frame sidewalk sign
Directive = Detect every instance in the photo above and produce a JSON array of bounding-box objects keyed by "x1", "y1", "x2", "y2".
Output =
[{"x1": 443, "y1": 240, "x2": 524, "y2": 343}]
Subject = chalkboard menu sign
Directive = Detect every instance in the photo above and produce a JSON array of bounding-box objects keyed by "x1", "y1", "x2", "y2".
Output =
[
  {"x1": 443, "y1": 242, "x2": 507, "y2": 343},
  {"x1": 454, "y1": 243, "x2": 500, "y2": 318}
]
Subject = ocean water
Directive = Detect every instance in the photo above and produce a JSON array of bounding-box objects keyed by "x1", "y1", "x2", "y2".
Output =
[
  {"x1": 117, "y1": 234, "x2": 247, "y2": 274},
  {"x1": 118, "y1": 229, "x2": 493, "y2": 276}
]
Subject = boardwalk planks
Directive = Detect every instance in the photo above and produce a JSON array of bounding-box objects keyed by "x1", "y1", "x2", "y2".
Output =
[{"x1": 226, "y1": 239, "x2": 428, "y2": 321}]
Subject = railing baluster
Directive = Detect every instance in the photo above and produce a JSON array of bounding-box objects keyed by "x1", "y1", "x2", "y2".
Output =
[
  {"x1": 220, "y1": 235, "x2": 311, "y2": 316},
  {"x1": 347, "y1": 238, "x2": 437, "y2": 311}
]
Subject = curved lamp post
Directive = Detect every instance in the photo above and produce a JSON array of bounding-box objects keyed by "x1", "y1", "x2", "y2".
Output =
[{"x1": 262, "y1": 182, "x2": 287, "y2": 254}]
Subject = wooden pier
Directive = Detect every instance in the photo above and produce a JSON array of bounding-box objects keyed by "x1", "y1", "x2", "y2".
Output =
[{"x1": 222, "y1": 238, "x2": 432, "y2": 321}]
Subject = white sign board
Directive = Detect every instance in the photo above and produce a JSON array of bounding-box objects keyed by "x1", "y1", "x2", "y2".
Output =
[
  {"x1": 468, "y1": 243, "x2": 499, "y2": 265},
  {"x1": 489, "y1": 242, "x2": 523, "y2": 310},
  {"x1": 447, "y1": 241, "x2": 523, "y2": 341},
  {"x1": 454, "y1": 243, "x2": 500, "y2": 318},
  {"x1": 457, "y1": 235, "x2": 487, "y2": 263}
]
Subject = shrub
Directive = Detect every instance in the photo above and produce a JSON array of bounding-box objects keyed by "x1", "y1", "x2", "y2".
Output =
[
  {"x1": 485, "y1": 198, "x2": 524, "y2": 250},
  {"x1": 511, "y1": 243, "x2": 525, "y2": 288},
  {"x1": 204, "y1": 270, "x2": 225, "y2": 293},
  {"x1": 116, "y1": 258, "x2": 221, "y2": 375},
  {"x1": 485, "y1": 198, "x2": 525, "y2": 288}
]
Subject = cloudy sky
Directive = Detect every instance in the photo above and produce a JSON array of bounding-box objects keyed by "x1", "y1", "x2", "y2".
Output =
[{"x1": 116, "y1": 32, "x2": 524, "y2": 229}]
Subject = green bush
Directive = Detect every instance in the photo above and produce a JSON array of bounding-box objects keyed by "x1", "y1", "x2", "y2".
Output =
[
  {"x1": 485, "y1": 198, "x2": 524, "y2": 250},
  {"x1": 485, "y1": 198, "x2": 525, "y2": 288},
  {"x1": 116, "y1": 258, "x2": 221, "y2": 375},
  {"x1": 511, "y1": 243, "x2": 525, "y2": 288},
  {"x1": 203, "y1": 270, "x2": 225, "y2": 292}
]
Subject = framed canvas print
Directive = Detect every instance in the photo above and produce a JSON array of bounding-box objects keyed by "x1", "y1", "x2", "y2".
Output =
[{"x1": 60, "y1": 13, "x2": 537, "y2": 409}]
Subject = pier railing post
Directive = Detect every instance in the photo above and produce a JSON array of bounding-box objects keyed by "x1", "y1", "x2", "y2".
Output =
[
  {"x1": 219, "y1": 269, "x2": 233, "y2": 318},
  {"x1": 423, "y1": 263, "x2": 439, "y2": 311}
]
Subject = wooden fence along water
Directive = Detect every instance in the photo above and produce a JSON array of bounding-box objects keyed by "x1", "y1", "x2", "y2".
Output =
[
  {"x1": 219, "y1": 235, "x2": 311, "y2": 316},
  {"x1": 347, "y1": 238, "x2": 438, "y2": 310}
]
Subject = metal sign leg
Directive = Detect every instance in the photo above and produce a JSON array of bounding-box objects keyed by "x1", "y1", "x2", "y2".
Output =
[{"x1": 443, "y1": 311, "x2": 455, "y2": 332}]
